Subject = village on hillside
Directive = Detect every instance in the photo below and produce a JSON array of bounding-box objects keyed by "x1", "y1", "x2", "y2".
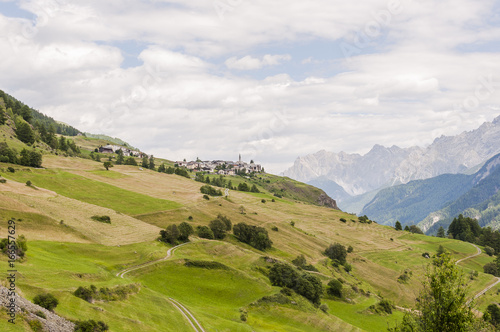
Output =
[
  {"x1": 98, "y1": 144, "x2": 148, "y2": 158},
  {"x1": 176, "y1": 155, "x2": 263, "y2": 175}
]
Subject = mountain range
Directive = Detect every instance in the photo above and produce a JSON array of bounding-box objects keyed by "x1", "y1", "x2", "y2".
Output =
[{"x1": 283, "y1": 115, "x2": 500, "y2": 215}]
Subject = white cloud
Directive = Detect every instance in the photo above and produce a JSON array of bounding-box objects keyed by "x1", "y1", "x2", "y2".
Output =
[
  {"x1": 0, "y1": 0, "x2": 500, "y2": 174},
  {"x1": 225, "y1": 54, "x2": 291, "y2": 70}
]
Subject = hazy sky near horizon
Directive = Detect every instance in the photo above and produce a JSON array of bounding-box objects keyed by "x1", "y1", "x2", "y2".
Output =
[{"x1": 1, "y1": 0, "x2": 500, "y2": 173}]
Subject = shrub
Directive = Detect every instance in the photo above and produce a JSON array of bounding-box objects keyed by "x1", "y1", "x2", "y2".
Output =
[
  {"x1": 197, "y1": 226, "x2": 214, "y2": 239},
  {"x1": 324, "y1": 243, "x2": 347, "y2": 265},
  {"x1": 486, "y1": 304, "x2": 500, "y2": 327},
  {"x1": 91, "y1": 215, "x2": 111, "y2": 224},
  {"x1": 7, "y1": 166, "x2": 15, "y2": 173},
  {"x1": 74, "y1": 284, "x2": 139, "y2": 303},
  {"x1": 209, "y1": 219, "x2": 228, "y2": 239},
  {"x1": 271, "y1": 226, "x2": 278, "y2": 232},
  {"x1": 422, "y1": 252, "x2": 430, "y2": 258},
  {"x1": 233, "y1": 222, "x2": 273, "y2": 250},
  {"x1": 0, "y1": 178, "x2": 6, "y2": 183},
  {"x1": 202, "y1": 194, "x2": 210, "y2": 200},
  {"x1": 397, "y1": 269, "x2": 412, "y2": 283},
  {"x1": 74, "y1": 320, "x2": 109, "y2": 332},
  {"x1": 28, "y1": 320, "x2": 43, "y2": 332},
  {"x1": 35, "y1": 310, "x2": 46, "y2": 319},
  {"x1": 320, "y1": 303, "x2": 329, "y2": 313},
  {"x1": 184, "y1": 260, "x2": 229, "y2": 270},
  {"x1": 408, "y1": 225, "x2": 424, "y2": 234},
  {"x1": 200, "y1": 185, "x2": 222, "y2": 196},
  {"x1": 484, "y1": 262, "x2": 499, "y2": 276},
  {"x1": 347, "y1": 245, "x2": 353, "y2": 253},
  {"x1": 178, "y1": 222, "x2": 194, "y2": 242},
  {"x1": 344, "y1": 263, "x2": 352, "y2": 272},
  {"x1": 485, "y1": 246, "x2": 495, "y2": 256},
  {"x1": 26, "y1": 180, "x2": 32, "y2": 186},
  {"x1": 292, "y1": 254, "x2": 307, "y2": 268},
  {"x1": 271, "y1": 199, "x2": 275, "y2": 202},
  {"x1": 369, "y1": 299, "x2": 394, "y2": 315},
  {"x1": 261, "y1": 199, "x2": 266, "y2": 203},
  {"x1": 340, "y1": 218, "x2": 347, "y2": 223},
  {"x1": 188, "y1": 216, "x2": 193, "y2": 221},
  {"x1": 159, "y1": 224, "x2": 180, "y2": 244},
  {"x1": 327, "y1": 279, "x2": 343, "y2": 297},
  {"x1": 33, "y1": 293, "x2": 58, "y2": 311},
  {"x1": 290, "y1": 221, "x2": 295, "y2": 227}
]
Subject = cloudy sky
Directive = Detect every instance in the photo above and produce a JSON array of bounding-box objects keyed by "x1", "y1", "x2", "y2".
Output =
[{"x1": 1, "y1": 0, "x2": 500, "y2": 173}]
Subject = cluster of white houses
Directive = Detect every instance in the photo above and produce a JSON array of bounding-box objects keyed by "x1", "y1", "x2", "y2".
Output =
[
  {"x1": 98, "y1": 145, "x2": 148, "y2": 158},
  {"x1": 176, "y1": 155, "x2": 263, "y2": 175}
]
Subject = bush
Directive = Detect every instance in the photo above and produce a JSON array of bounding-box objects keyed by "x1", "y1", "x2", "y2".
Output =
[
  {"x1": 178, "y1": 222, "x2": 194, "y2": 242},
  {"x1": 233, "y1": 222, "x2": 273, "y2": 250},
  {"x1": 26, "y1": 180, "x2": 32, "y2": 186},
  {"x1": 33, "y1": 293, "x2": 58, "y2": 311},
  {"x1": 327, "y1": 279, "x2": 343, "y2": 297},
  {"x1": 408, "y1": 225, "x2": 424, "y2": 234},
  {"x1": 0, "y1": 178, "x2": 6, "y2": 183},
  {"x1": 397, "y1": 269, "x2": 412, "y2": 283},
  {"x1": 369, "y1": 299, "x2": 394, "y2": 315},
  {"x1": 340, "y1": 218, "x2": 347, "y2": 223},
  {"x1": 484, "y1": 262, "x2": 499, "y2": 276},
  {"x1": 320, "y1": 303, "x2": 329, "y2": 313},
  {"x1": 184, "y1": 260, "x2": 229, "y2": 270},
  {"x1": 74, "y1": 284, "x2": 139, "y2": 303},
  {"x1": 261, "y1": 199, "x2": 266, "y2": 203},
  {"x1": 74, "y1": 320, "x2": 109, "y2": 332},
  {"x1": 7, "y1": 166, "x2": 15, "y2": 173},
  {"x1": 197, "y1": 226, "x2": 214, "y2": 239},
  {"x1": 200, "y1": 184, "x2": 222, "y2": 196},
  {"x1": 35, "y1": 310, "x2": 46, "y2": 319},
  {"x1": 290, "y1": 221, "x2": 295, "y2": 227},
  {"x1": 209, "y1": 219, "x2": 228, "y2": 239},
  {"x1": 324, "y1": 243, "x2": 347, "y2": 265},
  {"x1": 422, "y1": 252, "x2": 430, "y2": 258},
  {"x1": 344, "y1": 263, "x2": 352, "y2": 272},
  {"x1": 485, "y1": 246, "x2": 495, "y2": 256},
  {"x1": 292, "y1": 254, "x2": 307, "y2": 268},
  {"x1": 271, "y1": 226, "x2": 278, "y2": 232},
  {"x1": 91, "y1": 215, "x2": 111, "y2": 224},
  {"x1": 28, "y1": 320, "x2": 43, "y2": 332},
  {"x1": 202, "y1": 194, "x2": 210, "y2": 200},
  {"x1": 347, "y1": 245, "x2": 353, "y2": 253}
]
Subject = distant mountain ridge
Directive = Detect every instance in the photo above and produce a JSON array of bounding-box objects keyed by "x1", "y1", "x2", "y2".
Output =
[
  {"x1": 356, "y1": 152, "x2": 500, "y2": 233},
  {"x1": 284, "y1": 116, "x2": 500, "y2": 199}
]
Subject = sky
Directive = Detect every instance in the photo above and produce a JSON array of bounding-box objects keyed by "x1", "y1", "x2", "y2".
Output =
[{"x1": 0, "y1": 0, "x2": 500, "y2": 173}]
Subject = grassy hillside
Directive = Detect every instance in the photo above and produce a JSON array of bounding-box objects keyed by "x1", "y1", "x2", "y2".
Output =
[{"x1": 1, "y1": 152, "x2": 500, "y2": 331}]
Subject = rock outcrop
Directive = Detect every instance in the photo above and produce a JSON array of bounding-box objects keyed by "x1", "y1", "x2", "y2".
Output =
[{"x1": 0, "y1": 286, "x2": 75, "y2": 332}]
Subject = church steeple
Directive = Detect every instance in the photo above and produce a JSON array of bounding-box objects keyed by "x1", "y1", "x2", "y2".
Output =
[{"x1": 239, "y1": 154, "x2": 241, "y2": 163}]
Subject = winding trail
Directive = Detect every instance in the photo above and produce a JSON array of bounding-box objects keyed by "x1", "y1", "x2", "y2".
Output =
[
  {"x1": 116, "y1": 242, "x2": 205, "y2": 332},
  {"x1": 456, "y1": 243, "x2": 500, "y2": 305},
  {"x1": 396, "y1": 243, "x2": 500, "y2": 313}
]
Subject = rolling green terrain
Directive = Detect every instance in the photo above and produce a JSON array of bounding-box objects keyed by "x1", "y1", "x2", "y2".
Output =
[{"x1": 1, "y1": 92, "x2": 500, "y2": 331}]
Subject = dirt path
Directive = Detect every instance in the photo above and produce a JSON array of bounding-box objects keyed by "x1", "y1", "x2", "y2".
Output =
[
  {"x1": 455, "y1": 243, "x2": 481, "y2": 265},
  {"x1": 396, "y1": 243, "x2": 500, "y2": 313},
  {"x1": 456, "y1": 243, "x2": 500, "y2": 305},
  {"x1": 115, "y1": 242, "x2": 205, "y2": 332}
]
